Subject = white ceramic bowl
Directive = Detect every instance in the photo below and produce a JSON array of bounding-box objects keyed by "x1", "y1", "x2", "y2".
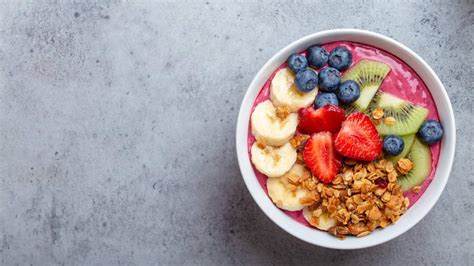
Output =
[{"x1": 236, "y1": 29, "x2": 455, "y2": 249}]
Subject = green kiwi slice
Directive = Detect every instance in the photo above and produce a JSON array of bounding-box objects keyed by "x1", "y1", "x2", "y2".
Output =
[
  {"x1": 342, "y1": 59, "x2": 391, "y2": 111},
  {"x1": 397, "y1": 137, "x2": 432, "y2": 192},
  {"x1": 369, "y1": 92, "x2": 429, "y2": 135},
  {"x1": 386, "y1": 134, "x2": 415, "y2": 163}
]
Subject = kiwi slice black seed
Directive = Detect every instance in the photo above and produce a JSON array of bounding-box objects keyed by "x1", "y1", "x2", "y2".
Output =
[
  {"x1": 397, "y1": 137, "x2": 432, "y2": 192},
  {"x1": 368, "y1": 92, "x2": 429, "y2": 136},
  {"x1": 342, "y1": 59, "x2": 391, "y2": 111}
]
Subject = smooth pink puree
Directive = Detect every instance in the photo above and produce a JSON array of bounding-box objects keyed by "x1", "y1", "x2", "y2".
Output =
[{"x1": 247, "y1": 41, "x2": 441, "y2": 227}]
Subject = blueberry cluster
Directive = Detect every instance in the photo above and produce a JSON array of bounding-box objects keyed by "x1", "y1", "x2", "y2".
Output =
[{"x1": 287, "y1": 46, "x2": 359, "y2": 108}]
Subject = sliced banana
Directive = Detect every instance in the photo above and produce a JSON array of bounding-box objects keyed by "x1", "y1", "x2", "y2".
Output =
[
  {"x1": 303, "y1": 207, "x2": 337, "y2": 231},
  {"x1": 267, "y1": 164, "x2": 308, "y2": 211},
  {"x1": 251, "y1": 100, "x2": 298, "y2": 146},
  {"x1": 251, "y1": 142, "x2": 296, "y2": 178},
  {"x1": 270, "y1": 67, "x2": 318, "y2": 112}
]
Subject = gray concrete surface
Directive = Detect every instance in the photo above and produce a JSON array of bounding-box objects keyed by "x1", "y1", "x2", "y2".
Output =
[{"x1": 0, "y1": 0, "x2": 473, "y2": 265}]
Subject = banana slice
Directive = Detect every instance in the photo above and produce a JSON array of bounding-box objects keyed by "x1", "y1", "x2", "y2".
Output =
[
  {"x1": 251, "y1": 100, "x2": 298, "y2": 146},
  {"x1": 267, "y1": 164, "x2": 308, "y2": 211},
  {"x1": 270, "y1": 68, "x2": 318, "y2": 112},
  {"x1": 303, "y1": 207, "x2": 337, "y2": 231},
  {"x1": 251, "y1": 142, "x2": 296, "y2": 178}
]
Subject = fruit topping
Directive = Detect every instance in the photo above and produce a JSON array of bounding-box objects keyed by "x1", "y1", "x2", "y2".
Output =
[
  {"x1": 334, "y1": 112, "x2": 382, "y2": 161},
  {"x1": 303, "y1": 132, "x2": 341, "y2": 183},
  {"x1": 337, "y1": 80, "x2": 360, "y2": 104},
  {"x1": 342, "y1": 59, "x2": 390, "y2": 111},
  {"x1": 328, "y1": 46, "x2": 352, "y2": 70},
  {"x1": 315, "y1": 92, "x2": 339, "y2": 108},
  {"x1": 295, "y1": 69, "x2": 319, "y2": 93},
  {"x1": 266, "y1": 164, "x2": 309, "y2": 211},
  {"x1": 251, "y1": 142, "x2": 297, "y2": 178},
  {"x1": 417, "y1": 120, "x2": 444, "y2": 145},
  {"x1": 318, "y1": 67, "x2": 341, "y2": 92},
  {"x1": 298, "y1": 105, "x2": 345, "y2": 134},
  {"x1": 386, "y1": 134, "x2": 415, "y2": 163},
  {"x1": 287, "y1": 53, "x2": 308, "y2": 73},
  {"x1": 383, "y1": 135, "x2": 405, "y2": 156},
  {"x1": 368, "y1": 92, "x2": 429, "y2": 136},
  {"x1": 251, "y1": 100, "x2": 298, "y2": 146},
  {"x1": 270, "y1": 68, "x2": 318, "y2": 112},
  {"x1": 397, "y1": 138, "x2": 432, "y2": 191},
  {"x1": 303, "y1": 207, "x2": 336, "y2": 231},
  {"x1": 306, "y1": 46, "x2": 329, "y2": 69}
]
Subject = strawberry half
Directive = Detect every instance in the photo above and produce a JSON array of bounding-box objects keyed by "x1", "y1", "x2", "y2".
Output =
[
  {"x1": 298, "y1": 105, "x2": 345, "y2": 134},
  {"x1": 334, "y1": 112, "x2": 383, "y2": 161},
  {"x1": 303, "y1": 132, "x2": 341, "y2": 183}
]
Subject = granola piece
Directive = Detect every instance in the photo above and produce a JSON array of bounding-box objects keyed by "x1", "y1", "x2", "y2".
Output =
[
  {"x1": 367, "y1": 162, "x2": 376, "y2": 173},
  {"x1": 287, "y1": 172, "x2": 301, "y2": 185},
  {"x1": 255, "y1": 136, "x2": 267, "y2": 149},
  {"x1": 372, "y1": 107, "x2": 384, "y2": 120},
  {"x1": 356, "y1": 231, "x2": 371, "y2": 238},
  {"x1": 379, "y1": 219, "x2": 390, "y2": 228},
  {"x1": 397, "y1": 158, "x2": 414, "y2": 175},
  {"x1": 332, "y1": 174, "x2": 343, "y2": 185},
  {"x1": 299, "y1": 191, "x2": 320, "y2": 206},
  {"x1": 384, "y1": 161, "x2": 395, "y2": 173},
  {"x1": 312, "y1": 208, "x2": 323, "y2": 217},
  {"x1": 342, "y1": 170, "x2": 354, "y2": 183},
  {"x1": 403, "y1": 197, "x2": 410, "y2": 208},
  {"x1": 387, "y1": 171, "x2": 398, "y2": 183},
  {"x1": 381, "y1": 191, "x2": 391, "y2": 202},
  {"x1": 368, "y1": 206, "x2": 382, "y2": 221},
  {"x1": 308, "y1": 216, "x2": 320, "y2": 227},
  {"x1": 304, "y1": 178, "x2": 317, "y2": 191},
  {"x1": 412, "y1": 185, "x2": 421, "y2": 193},
  {"x1": 374, "y1": 187, "x2": 386, "y2": 197},
  {"x1": 348, "y1": 223, "x2": 369, "y2": 235},
  {"x1": 327, "y1": 197, "x2": 339, "y2": 214},
  {"x1": 275, "y1": 106, "x2": 291, "y2": 120},
  {"x1": 384, "y1": 116, "x2": 397, "y2": 126},
  {"x1": 289, "y1": 134, "x2": 310, "y2": 149}
]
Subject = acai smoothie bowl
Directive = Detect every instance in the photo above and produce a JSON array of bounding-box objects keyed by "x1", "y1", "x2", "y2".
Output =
[{"x1": 236, "y1": 29, "x2": 455, "y2": 249}]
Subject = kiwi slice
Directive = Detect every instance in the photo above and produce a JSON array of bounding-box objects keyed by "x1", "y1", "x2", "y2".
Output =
[
  {"x1": 397, "y1": 137, "x2": 432, "y2": 192},
  {"x1": 369, "y1": 92, "x2": 429, "y2": 135},
  {"x1": 342, "y1": 59, "x2": 391, "y2": 111},
  {"x1": 386, "y1": 134, "x2": 415, "y2": 163}
]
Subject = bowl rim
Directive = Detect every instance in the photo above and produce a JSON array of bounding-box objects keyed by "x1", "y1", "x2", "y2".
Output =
[{"x1": 235, "y1": 29, "x2": 456, "y2": 249}]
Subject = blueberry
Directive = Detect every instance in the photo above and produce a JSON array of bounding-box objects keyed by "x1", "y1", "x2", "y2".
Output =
[
  {"x1": 315, "y1": 92, "x2": 339, "y2": 108},
  {"x1": 287, "y1": 54, "x2": 308, "y2": 73},
  {"x1": 383, "y1": 135, "x2": 405, "y2": 156},
  {"x1": 318, "y1": 67, "x2": 341, "y2": 92},
  {"x1": 328, "y1": 47, "x2": 352, "y2": 70},
  {"x1": 306, "y1": 46, "x2": 329, "y2": 68},
  {"x1": 295, "y1": 69, "x2": 318, "y2": 92},
  {"x1": 417, "y1": 120, "x2": 443, "y2": 145},
  {"x1": 337, "y1": 80, "x2": 360, "y2": 104}
]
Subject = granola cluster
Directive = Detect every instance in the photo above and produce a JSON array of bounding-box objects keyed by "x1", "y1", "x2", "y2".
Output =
[{"x1": 288, "y1": 135, "x2": 411, "y2": 239}]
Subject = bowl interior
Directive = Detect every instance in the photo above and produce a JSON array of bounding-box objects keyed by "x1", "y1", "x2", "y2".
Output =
[{"x1": 236, "y1": 29, "x2": 455, "y2": 249}]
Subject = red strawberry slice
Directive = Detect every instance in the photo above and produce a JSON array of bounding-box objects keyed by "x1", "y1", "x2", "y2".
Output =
[
  {"x1": 334, "y1": 112, "x2": 382, "y2": 161},
  {"x1": 298, "y1": 105, "x2": 345, "y2": 134},
  {"x1": 303, "y1": 132, "x2": 342, "y2": 183}
]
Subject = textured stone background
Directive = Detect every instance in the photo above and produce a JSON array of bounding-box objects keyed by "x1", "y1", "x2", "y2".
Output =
[{"x1": 0, "y1": 0, "x2": 473, "y2": 265}]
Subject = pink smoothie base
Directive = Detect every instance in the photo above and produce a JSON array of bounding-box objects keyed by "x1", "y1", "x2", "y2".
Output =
[{"x1": 247, "y1": 41, "x2": 441, "y2": 227}]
